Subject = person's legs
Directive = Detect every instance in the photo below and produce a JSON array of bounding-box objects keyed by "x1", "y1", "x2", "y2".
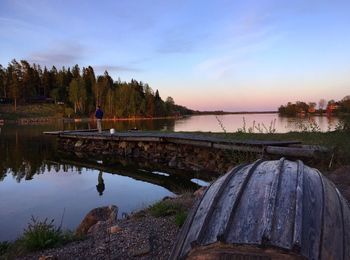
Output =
[{"x1": 97, "y1": 119, "x2": 102, "y2": 133}]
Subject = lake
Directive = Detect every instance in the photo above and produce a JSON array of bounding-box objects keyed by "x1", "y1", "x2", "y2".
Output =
[{"x1": 0, "y1": 113, "x2": 339, "y2": 241}]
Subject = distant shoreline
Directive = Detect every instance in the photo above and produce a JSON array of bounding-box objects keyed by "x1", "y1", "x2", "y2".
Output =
[{"x1": 192, "y1": 111, "x2": 278, "y2": 115}]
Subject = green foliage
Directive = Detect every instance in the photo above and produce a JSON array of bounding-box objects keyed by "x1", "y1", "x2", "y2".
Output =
[
  {"x1": 0, "y1": 59, "x2": 193, "y2": 118},
  {"x1": 20, "y1": 216, "x2": 76, "y2": 252},
  {"x1": 0, "y1": 241, "x2": 10, "y2": 256},
  {"x1": 335, "y1": 116, "x2": 350, "y2": 132},
  {"x1": 64, "y1": 107, "x2": 74, "y2": 118},
  {"x1": 278, "y1": 101, "x2": 309, "y2": 116},
  {"x1": 0, "y1": 215, "x2": 83, "y2": 258},
  {"x1": 175, "y1": 211, "x2": 188, "y2": 227},
  {"x1": 21, "y1": 216, "x2": 63, "y2": 251},
  {"x1": 149, "y1": 200, "x2": 181, "y2": 217},
  {"x1": 295, "y1": 118, "x2": 321, "y2": 132},
  {"x1": 279, "y1": 97, "x2": 350, "y2": 116},
  {"x1": 207, "y1": 130, "x2": 350, "y2": 169},
  {"x1": 149, "y1": 200, "x2": 189, "y2": 227},
  {"x1": 0, "y1": 104, "x2": 62, "y2": 120}
]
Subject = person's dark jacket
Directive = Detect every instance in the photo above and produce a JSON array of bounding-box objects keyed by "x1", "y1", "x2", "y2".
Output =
[{"x1": 95, "y1": 108, "x2": 103, "y2": 119}]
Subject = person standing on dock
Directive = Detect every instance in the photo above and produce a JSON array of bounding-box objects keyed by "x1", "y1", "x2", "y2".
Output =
[{"x1": 95, "y1": 105, "x2": 104, "y2": 133}]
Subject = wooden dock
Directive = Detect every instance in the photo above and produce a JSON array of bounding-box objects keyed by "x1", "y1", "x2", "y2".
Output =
[{"x1": 45, "y1": 129, "x2": 328, "y2": 159}]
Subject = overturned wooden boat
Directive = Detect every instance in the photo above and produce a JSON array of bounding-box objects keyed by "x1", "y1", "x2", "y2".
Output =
[{"x1": 170, "y1": 158, "x2": 350, "y2": 259}]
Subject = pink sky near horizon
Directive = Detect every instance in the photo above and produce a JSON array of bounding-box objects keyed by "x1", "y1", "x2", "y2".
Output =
[{"x1": 1, "y1": 0, "x2": 350, "y2": 112}]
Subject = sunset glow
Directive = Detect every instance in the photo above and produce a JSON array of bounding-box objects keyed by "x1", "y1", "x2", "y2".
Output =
[{"x1": 1, "y1": 0, "x2": 349, "y2": 111}]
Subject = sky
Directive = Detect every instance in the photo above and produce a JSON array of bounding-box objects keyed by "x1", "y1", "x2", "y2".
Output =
[{"x1": 1, "y1": 0, "x2": 350, "y2": 111}]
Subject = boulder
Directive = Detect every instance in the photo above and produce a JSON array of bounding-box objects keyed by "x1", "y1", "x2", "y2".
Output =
[
  {"x1": 76, "y1": 205, "x2": 118, "y2": 236},
  {"x1": 87, "y1": 220, "x2": 107, "y2": 235}
]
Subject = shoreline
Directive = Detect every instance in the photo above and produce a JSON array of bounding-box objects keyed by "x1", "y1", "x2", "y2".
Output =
[
  {"x1": 1, "y1": 112, "x2": 346, "y2": 125},
  {"x1": 4, "y1": 163, "x2": 350, "y2": 259}
]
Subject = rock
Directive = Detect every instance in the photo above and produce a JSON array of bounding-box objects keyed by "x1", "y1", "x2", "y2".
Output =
[
  {"x1": 75, "y1": 140, "x2": 84, "y2": 148},
  {"x1": 125, "y1": 147, "x2": 133, "y2": 155},
  {"x1": 87, "y1": 221, "x2": 106, "y2": 234},
  {"x1": 76, "y1": 205, "x2": 118, "y2": 236},
  {"x1": 133, "y1": 148, "x2": 140, "y2": 157},
  {"x1": 165, "y1": 144, "x2": 177, "y2": 151},
  {"x1": 131, "y1": 240, "x2": 151, "y2": 256},
  {"x1": 193, "y1": 186, "x2": 207, "y2": 198},
  {"x1": 168, "y1": 156, "x2": 177, "y2": 167},
  {"x1": 109, "y1": 225, "x2": 122, "y2": 234},
  {"x1": 74, "y1": 152, "x2": 84, "y2": 158},
  {"x1": 119, "y1": 141, "x2": 127, "y2": 149}
]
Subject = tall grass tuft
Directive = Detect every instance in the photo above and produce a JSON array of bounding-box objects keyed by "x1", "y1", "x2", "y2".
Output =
[
  {"x1": 295, "y1": 118, "x2": 321, "y2": 132},
  {"x1": 21, "y1": 216, "x2": 65, "y2": 251}
]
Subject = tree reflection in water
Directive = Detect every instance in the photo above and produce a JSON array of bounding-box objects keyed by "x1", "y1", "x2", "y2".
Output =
[{"x1": 0, "y1": 118, "x2": 176, "y2": 182}]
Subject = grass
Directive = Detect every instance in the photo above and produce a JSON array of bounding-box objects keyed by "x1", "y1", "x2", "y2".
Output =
[
  {"x1": 149, "y1": 199, "x2": 189, "y2": 227},
  {"x1": 175, "y1": 211, "x2": 188, "y2": 227},
  {"x1": 199, "y1": 131, "x2": 350, "y2": 169},
  {"x1": 0, "y1": 216, "x2": 80, "y2": 258},
  {"x1": 149, "y1": 200, "x2": 183, "y2": 217},
  {"x1": 211, "y1": 115, "x2": 350, "y2": 170},
  {"x1": 0, "y1": 104, "x2": 64, "y2": 120}
]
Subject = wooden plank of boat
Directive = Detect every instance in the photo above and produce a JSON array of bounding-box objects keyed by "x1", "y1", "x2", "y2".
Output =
[{"x1": 170, "y1": 159, "x2": 350, "y2": 260}]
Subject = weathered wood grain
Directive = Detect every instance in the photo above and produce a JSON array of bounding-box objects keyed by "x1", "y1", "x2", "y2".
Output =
[
  {"x1": 292, "y1": 160, "x2": 304, "y2": 250},
  {"x1": 338, "y1": 190, "x2": 350, "y2": 260},
  {"x1": 300, "y1": 165, "x2": 323, "y2": 259},
  {"x1": 320, "y1": 176, "x2": 344, "y2": 260},
  {"x1": 170, "y1": 159, "x2": 350, "y2": 260},
  {"x1": 268, "y1": 159, "x2": 299, "y2": 249},
  {"x1": 197, "y1": 163, "x2": 253, "y2": 245}
]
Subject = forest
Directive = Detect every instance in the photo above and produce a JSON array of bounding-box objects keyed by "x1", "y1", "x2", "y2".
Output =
[
  {"x1": 0, "y1": 59, "x2": 193, "y2": 118},
  {"x1": 278, "y1": 97, "x2": 350, "y2": 116}
]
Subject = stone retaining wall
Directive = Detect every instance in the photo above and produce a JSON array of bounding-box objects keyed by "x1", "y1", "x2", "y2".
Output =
[{"x1": 58, "y1": 137, "x2": 260, "y2": 174}]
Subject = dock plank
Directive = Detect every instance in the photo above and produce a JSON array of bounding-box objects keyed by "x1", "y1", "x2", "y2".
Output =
[{"x1": 44, "y1": 130, "x2": 301, "y2": 147}]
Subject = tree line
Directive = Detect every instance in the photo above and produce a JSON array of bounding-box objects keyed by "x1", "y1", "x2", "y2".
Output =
[
  {"x1": 0, "y1": 59, "x2": 192, "y2": 117},
  {"x1": 278, "y1": 96, "x2": 350, "y2": 116}
]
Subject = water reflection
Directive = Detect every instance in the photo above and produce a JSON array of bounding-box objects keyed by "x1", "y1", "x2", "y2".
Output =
[
  {"x1": 174, "y1": 114, "x2": 339, "y2": 133},
  {"x1": 0, "y1": 114, "x2": 341, "y2": 241},
  {"x1": 0, "y1": 122, "x2": 210, "y2": 241},
  {"x1": 96, "y1": 171, "x2": 105, "y2": 196}
]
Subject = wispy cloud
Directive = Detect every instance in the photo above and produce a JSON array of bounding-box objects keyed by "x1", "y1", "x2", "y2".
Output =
[
  {"x1": 27, "y1": 42, "x2": 85, "y2": 67},
  {"x1": 93, "y1": 65, "x2": 141, "y2": 73},
  {"x1": 195, "y1": 32, "x2": 280, "y2": 79}
]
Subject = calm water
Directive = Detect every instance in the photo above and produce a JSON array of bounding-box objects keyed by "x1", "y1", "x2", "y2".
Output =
[
  {"x1": 0, "y1": 113, "x2": 338, "y2": 241},
  {"x1": 174, "y1": 113, "x2": 340, "y2": 133}
]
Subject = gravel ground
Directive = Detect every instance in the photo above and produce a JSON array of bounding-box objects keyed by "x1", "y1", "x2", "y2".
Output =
[
  {"x1": 12, "y1": 165, "x2": 350, "y2": 260},
  {"x1": 18, "y1": 195, "x2": 195, "y2": 260}
]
